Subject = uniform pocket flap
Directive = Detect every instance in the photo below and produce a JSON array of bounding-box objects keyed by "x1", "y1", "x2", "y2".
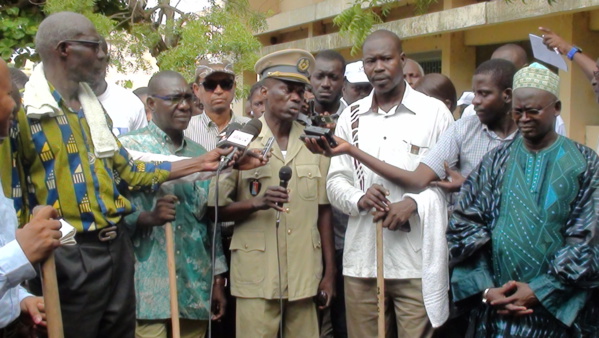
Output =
[
  {"x1": 230, "y1": 231, "x2": 266, "y2": 252},
  {"x1": 295, "y1": 164, "x2": 321, "y2": 179}
]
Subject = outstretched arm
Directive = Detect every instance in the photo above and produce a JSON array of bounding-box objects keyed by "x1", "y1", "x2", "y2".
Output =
[{"x1": 540, "y1": 27, "x2": 598, "y2": 82}]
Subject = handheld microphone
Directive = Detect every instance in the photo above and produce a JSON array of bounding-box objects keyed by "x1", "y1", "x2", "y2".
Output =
[
  {"x1": 217, "y1": 119, "x2": 263, "y2": 171},
  {"x1": 216, "y1": 122, "x2": 243, "y2": 147},
  {"x1": 277, "y1": 166, "x2": 292, "y2": 208}
]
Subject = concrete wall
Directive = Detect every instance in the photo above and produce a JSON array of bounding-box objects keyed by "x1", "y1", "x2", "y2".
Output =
[{"x1": 248, "y1": 0, "x2": 599, "y2": 146}]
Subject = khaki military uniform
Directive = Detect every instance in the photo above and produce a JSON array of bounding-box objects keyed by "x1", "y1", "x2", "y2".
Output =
[{"x1": 208, "y1": 116, "x2": 329, "y2": 337}]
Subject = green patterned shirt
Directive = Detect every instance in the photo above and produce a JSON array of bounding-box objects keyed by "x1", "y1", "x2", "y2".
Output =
[{"x1": 120, "y1": 122, "x2": 227, "y2": 320}]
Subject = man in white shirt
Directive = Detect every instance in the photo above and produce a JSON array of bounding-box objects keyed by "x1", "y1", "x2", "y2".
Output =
[
  {"x1": 327, "y1": 30, "x2": 453, "y2": 337},
  {"x1": 90, "y1": 38, "x2": 148, "y2": 136}
]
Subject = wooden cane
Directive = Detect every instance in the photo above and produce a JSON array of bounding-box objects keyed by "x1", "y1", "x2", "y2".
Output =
[
  {"x1": 165, "y1": 222, "x2": 181, "y2": 338},
  {"x1": 41, "y1": 253, "x2": 64, "y2": 338},
  {"x1": 376, "y1": 220, "x2": 385, "y2": 338}
]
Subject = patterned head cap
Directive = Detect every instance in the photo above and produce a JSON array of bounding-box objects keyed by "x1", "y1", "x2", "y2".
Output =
[
  {"x1": 254, "y1": 49, "x2": 315, "y2": 85},
  {"x1": 195, "y1": 55, "x2": 235, "y2": 79},
  {"x1": 513, "y1": 62, "x2": 560, "y2": 97}
]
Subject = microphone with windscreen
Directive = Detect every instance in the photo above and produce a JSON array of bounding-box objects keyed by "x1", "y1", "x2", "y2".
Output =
[
  {"x1": 277, "y1": 166, "x2": 292, "y2": 208},
  {"x1": 275, "y1": 166, "x2": 292, "y2": 226},
  {"x1": 217, "y1": 119, "x2": 263, "y2": 171}
]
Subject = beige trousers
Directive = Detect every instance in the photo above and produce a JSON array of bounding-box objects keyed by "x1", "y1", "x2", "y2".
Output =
[
  {"x1": 236, "y1": 297, "x2": 319, "y2": 338},
  {"x1": 344, "y1": 277, "x2": 433, "y2": 338},
  {"x1": 135, "y1": 319, "x2": 208, "y2": 338}
]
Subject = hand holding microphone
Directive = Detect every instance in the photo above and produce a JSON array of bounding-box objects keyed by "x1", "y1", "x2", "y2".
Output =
[{"x1": 251, "y1": 166, "x2": 292, "y2": 212}]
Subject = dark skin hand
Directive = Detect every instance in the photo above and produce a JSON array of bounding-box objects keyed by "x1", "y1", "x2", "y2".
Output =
[
  {"x1": 211, "y1": 279, "x2": 227, "y2": 321},
  {"x1": 430, "y1": 162, "x2": 466, "y2": 193},
  {"x1": 490, "y1": 281, "x2": 539, "y2": 316},
  {"x1": 20, "y1": 296, "x2": 47, "y2": 330},
  {"x1": 372, "y1": 198, "x2": 416, "y2": 231},
  {"x1": 15, "y1": 206, "x2": 62, "y2": 264},
  {"x1": 357, "y1": 184, "x2": 390, "y2": 213},
  {"x1": 212, "y1": 186, "x2": 289, "y2": 223},
  {"x1": 252, "y1": 186, "x2": 289, "y2": 213},
  {"x1": 136, "y1": 195, "x2": 178, "y2": 238}
]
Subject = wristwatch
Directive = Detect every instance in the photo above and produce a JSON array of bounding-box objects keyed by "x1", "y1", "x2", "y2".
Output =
[
  {"x1": 482, "y1": 288, "x2": 490, "y2": 304},
  {"x1": 567, "y1": 46, "x2": 582, "y2": 60}
]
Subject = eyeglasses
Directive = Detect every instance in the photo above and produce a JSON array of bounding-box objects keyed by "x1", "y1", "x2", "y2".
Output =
[
  {"x1": 200, "y1": 78, "x2": 235, "y2": 92},
  {"x1": 56, "y1": 39, "x2": 101, "y2": 52},
  {"x1": 151, "y1": 93, "x2": 194, "y2": 105},
  {"x1": 512, "y1": 99, "x2": 558, "y2": 116}
]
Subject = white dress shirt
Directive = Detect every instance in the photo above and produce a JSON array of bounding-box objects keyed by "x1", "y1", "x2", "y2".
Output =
[
  {"x1": 327, "y1": 83, "x2": 454, "y2": 279},
  {"x1": 0, "y1": 177, "x2": 35, "y2": 328}
]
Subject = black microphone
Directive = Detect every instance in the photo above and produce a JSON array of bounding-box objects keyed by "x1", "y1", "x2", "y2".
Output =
[
  {"x1": 217, "y1": 119, "x2": 263, "y2": 171},
  {"x1": 277, "y1": 166, "x2": 292, "y2": 208},
  {"x1": 276, "y1": 166, "x2": 292, "y2": 227}
]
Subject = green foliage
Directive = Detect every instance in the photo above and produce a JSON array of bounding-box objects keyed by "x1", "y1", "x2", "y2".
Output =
[
  {"x1": 1, "y1": 0, "x2": 266, "y2": 100},
  {"x1": 0, "y1": 5, "x2": 43, "y2": 67},
  {"x1": 334, "y1": 0, "x2": 559, "y2": 56}
]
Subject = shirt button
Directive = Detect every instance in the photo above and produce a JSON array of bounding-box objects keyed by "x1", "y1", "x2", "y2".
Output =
[
  {"x1": 285, "y1": 207, "x2": 290, "y2": 213},
  {"x1": 176, "y1": 250, "x2": 180, "y2": 254},
  {"x1": 177, "y1": 226, "x2": 181, "y2": 230},
  {"x1": 383, "y1": 136, "x2": 387, "y2": 140},
  {"x1": 254, "y1": 172, "x2": 259, "y2": 178},
  {"x1": 245, "y1": 244, "x2": 249, "y2": 249},
  {"x1": 308, "y1": 173, "x2": 312, "y2": 178},
  {"x1": 287, "y1": 188, "x2": 291, "y2": 193},
  {"x1": 288, "y1": 229, "x2": 292, "y2": 234}
]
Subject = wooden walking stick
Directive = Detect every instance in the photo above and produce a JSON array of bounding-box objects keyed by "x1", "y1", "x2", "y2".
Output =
[
  {"x1": 165, "y1": 222, "x2": 181, "y2": 338},
  {"x1": 41, "y1": 253, "x2": 64, "y2": 338},
  {"x1": 376, "y1": 220, "x2": 385, "y2": 338}
]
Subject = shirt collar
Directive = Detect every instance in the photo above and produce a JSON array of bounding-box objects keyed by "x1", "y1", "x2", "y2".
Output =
[
  {"x1": 359, "y1": 80, "x2": 418, "y2": 116},
  {"x1": 202, "y1": 109, "x2": 235, "y2": 128}
]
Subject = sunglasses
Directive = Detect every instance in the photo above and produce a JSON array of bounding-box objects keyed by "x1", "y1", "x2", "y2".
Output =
[
  {"x1": 200, "y1": 78, "x2": 235, "y2": 92},
  {"x1": 151, "y1": 93, "x2": 194, "y2": 105}
]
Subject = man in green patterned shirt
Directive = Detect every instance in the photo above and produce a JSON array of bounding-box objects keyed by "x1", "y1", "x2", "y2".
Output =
[
  {"x1": 120, "y1": 71, "x2": 227, "y2": 338},
  {"x1": 2, "y1": 12, "x2": 267, "y2": 338}
]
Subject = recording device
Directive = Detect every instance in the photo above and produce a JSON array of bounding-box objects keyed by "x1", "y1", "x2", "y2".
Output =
[
  {"x1": 217, "y1": 119, "x2": 263, "y2": 171},
  {"x1": 301, "y1": 125, "x2": 337, "y2": 148},
  {"x1": 261, "y1": 136, "x2": 275, "y2": 157},
  {"x1": 306, "y1": 99, "x2": 335, "y2": 126}
]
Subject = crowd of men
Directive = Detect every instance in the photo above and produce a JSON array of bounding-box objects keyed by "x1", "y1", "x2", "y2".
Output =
[{"x1": 1, "y1": 10, "x2": 599, "y2": 338}]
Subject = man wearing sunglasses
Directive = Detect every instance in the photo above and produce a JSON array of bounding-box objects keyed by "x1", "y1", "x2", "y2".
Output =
[
  {"x1": 185, "y1": 57, "x2": 250, "y2": 151},
  {"x1": 1, "y1": 12, "x2": 267, "y2": 338},
  {"x1": 448, "y1": 63, "x2": 599, "y2": 336},
  {"x1": 90, "y1": 37, "x2": 147, "y2": 136}
]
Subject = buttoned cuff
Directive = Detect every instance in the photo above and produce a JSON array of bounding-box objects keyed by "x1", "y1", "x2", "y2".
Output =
[{"x1": 0, "y1": 240, "x2": 37, "y2": 289}]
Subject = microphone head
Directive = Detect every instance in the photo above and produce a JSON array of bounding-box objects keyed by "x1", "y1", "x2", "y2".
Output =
[
  {"x1": 241, "y1": 118, "x2": 263, "y2": 138},
  {"x1": 279, "y1": 166, "x2": 292, "y2": 182},
  {"x1": 225, "y1": 122, "x2": 243, "y2": 136}
]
